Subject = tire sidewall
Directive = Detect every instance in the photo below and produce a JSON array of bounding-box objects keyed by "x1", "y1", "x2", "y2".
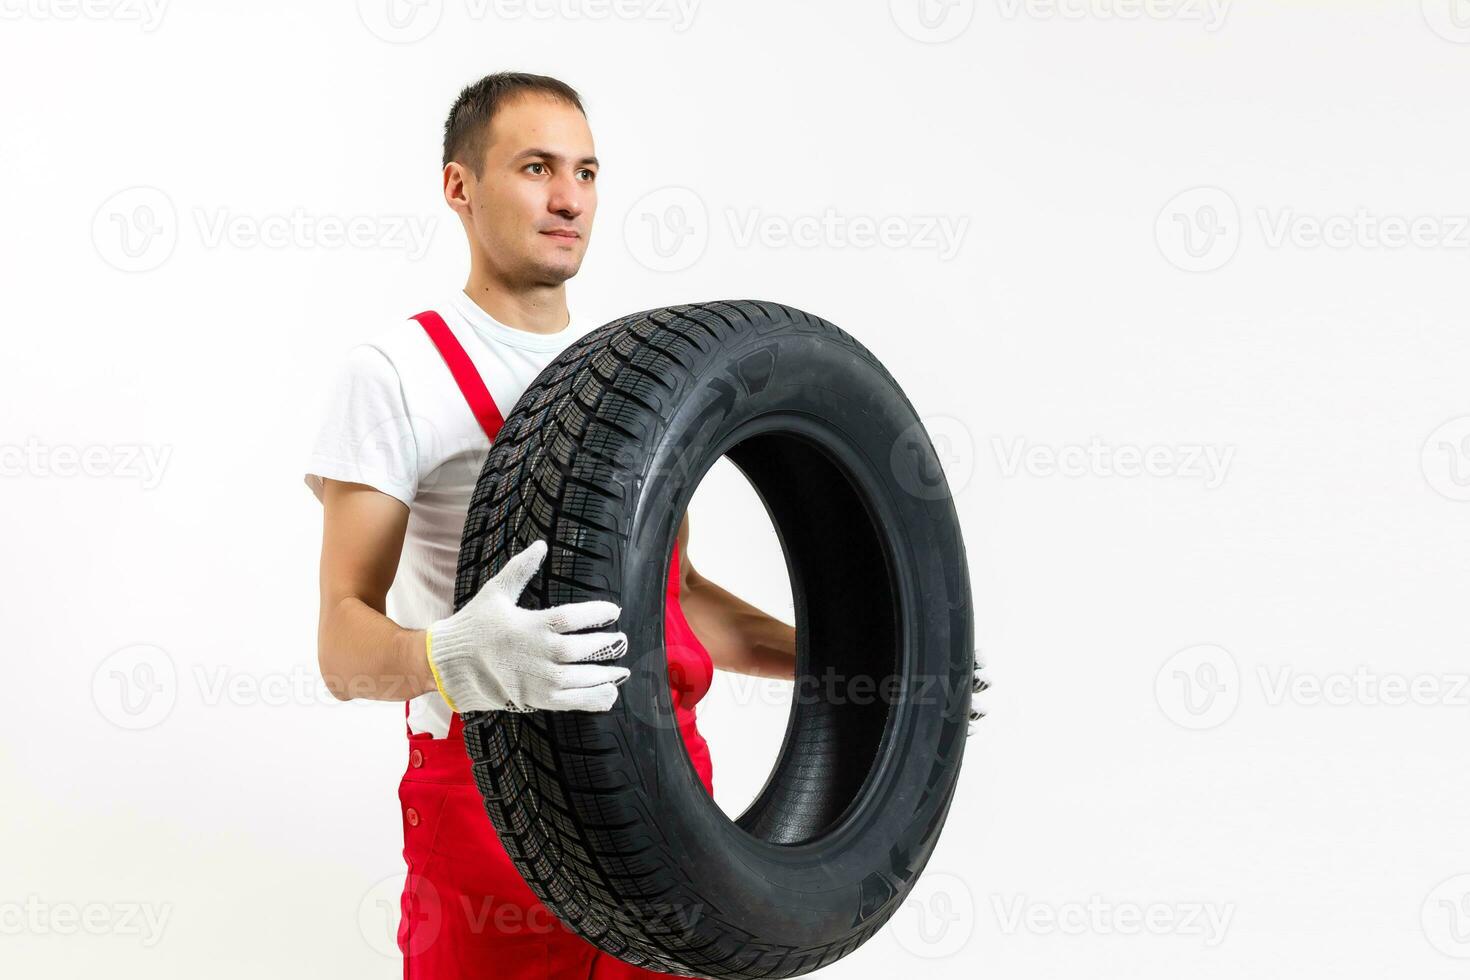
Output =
[{"x1": 606, "y1": 324, "x2": 972, "y2": 948}]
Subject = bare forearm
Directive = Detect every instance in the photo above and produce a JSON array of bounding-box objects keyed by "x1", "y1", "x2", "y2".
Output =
[
  {"x1": 681, "y1": 578, "x2": 797, "y2": 680},
  {"x1": 318, "y1": 595, "x2": 436, "y2": 702}
]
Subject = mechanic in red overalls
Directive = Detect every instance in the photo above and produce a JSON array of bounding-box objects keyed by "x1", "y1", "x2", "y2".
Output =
[
  {"x1": 311, "y1": 72, "x2": 797, "y2": 979},
  {"x1": 398, "y1": 308, "x2": 716, "y2": 977}
]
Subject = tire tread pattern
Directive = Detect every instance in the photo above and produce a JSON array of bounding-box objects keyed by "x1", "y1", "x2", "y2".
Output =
[{"x1": 454, "y1": 301, "x2": 907, "y2": 979}]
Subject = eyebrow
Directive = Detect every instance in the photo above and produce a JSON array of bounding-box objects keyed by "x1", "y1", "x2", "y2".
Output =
[{"x1": 513, "y1": 147, "x2": 599, "y2": 167}]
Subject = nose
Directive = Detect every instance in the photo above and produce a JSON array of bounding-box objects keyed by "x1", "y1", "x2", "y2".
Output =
[{"x1": 546, "y1": 171, "x2": 585, "y2": 221}]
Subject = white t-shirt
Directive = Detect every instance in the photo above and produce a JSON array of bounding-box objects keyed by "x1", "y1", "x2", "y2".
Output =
[{"x1": 305, "y1": 289, "x2": 591, "y2": 738}]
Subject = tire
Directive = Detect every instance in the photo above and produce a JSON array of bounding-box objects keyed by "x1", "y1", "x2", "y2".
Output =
[{"x1": 454, "y1": 300, "x2": 973, "y2": 979}]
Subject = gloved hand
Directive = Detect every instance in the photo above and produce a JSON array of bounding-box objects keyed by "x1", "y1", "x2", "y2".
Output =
[
  {"x1": 968, "y1": 660, "x2": 990, "y2": 736},
  {"x1": 426, "y1": 539, "x2": 630, "y2": 713}
]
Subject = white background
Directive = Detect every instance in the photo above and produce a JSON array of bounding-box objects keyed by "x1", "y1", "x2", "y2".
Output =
[{"x1": 3, "y1": 1, "x2": 1469, "y2": 977}]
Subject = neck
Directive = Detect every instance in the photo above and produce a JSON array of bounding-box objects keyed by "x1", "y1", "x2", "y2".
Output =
[{"x1": 462, "y1": 264, "x2": 570, "y2": 336}]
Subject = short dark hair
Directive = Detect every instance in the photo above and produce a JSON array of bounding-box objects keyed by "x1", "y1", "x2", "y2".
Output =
[{"x1": 442, "y1": 72, "x2": 585, "y2": 177}]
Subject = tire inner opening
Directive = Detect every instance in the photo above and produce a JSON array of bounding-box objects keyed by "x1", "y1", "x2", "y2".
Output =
[{"x1": 717, "y1": 429, "x2": 900, "y2": 846}]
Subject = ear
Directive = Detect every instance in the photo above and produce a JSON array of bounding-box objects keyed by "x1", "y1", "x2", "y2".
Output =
[{"x1": 443, "y1": 161, "x2": 473, "y2": 216}]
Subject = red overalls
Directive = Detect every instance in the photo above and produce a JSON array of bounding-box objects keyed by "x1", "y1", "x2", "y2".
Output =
[{"x1": 397, "y1": 311, "x2": 715, "y2": 979}]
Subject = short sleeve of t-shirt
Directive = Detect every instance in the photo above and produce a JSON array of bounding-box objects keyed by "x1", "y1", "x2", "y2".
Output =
[{"x1": 303, "y1": 344, "x2": 419, "y2": 507}]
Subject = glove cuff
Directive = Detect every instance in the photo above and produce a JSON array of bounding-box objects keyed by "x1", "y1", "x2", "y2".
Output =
[{"x1": 424, "y1": 625, "x2": 462, "y2": 714}]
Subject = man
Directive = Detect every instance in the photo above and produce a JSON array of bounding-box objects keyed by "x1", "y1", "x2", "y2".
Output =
[{"x1": 304, "y1": 73, "x2": 798, "y2": 977}]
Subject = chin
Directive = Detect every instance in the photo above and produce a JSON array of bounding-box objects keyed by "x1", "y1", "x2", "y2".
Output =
[
  {"x1": 531, "y1": 259, "x2": 581, "y2": 286},
  {"x1": 533, "y1": 241, "x2": 582, "y2": 272}
]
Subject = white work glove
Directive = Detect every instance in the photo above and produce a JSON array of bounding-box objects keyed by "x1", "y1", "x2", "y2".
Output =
[{"x1": 426, "y1": 539, "x2": 630, "y2": 714}]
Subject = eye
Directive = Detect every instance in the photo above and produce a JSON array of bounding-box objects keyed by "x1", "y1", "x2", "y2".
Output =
[
  {"x1": 577, "y1": 168, "x2": 596, "y2": 182},
  {"x1": 525, "y1": 162, "x2": 547, "y2": 175}
]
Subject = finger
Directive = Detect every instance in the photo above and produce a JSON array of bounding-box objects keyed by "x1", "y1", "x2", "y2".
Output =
[
  {"x1": 970, "y1": 666, "x2": 990, "y2": 726},
  {"x1": 555, "y1": 631, "x2": 628, "y2": 664},
  {"x1": 541, "y1": 599, "x2": 621, "y2": 634},
  {"x1": 493, "y1": 538, "x2": 548, "y2": 601},
  {"x1": 556, "y1": 663, "x2": 632, "y2": 690},
  {"x1": 554, "y1": 631, "x2": 629, "y2": 664},
  {"x1": 544, "y1": 681, "x2": 623, "y2": 713}
]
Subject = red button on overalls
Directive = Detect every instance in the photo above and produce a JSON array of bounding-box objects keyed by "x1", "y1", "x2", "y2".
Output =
[{"x1": 395, "y1": 310, "x2": 715, "y2": 980}]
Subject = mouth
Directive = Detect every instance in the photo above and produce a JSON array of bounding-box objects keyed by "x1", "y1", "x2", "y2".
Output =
[{"x1": 540, "y1": 229, "x2": 580, "y2": 241}]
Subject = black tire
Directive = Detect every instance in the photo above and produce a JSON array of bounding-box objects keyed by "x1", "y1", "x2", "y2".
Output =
[{"x1": 454, "y1": 300, "x2": 973, "y2": 979}]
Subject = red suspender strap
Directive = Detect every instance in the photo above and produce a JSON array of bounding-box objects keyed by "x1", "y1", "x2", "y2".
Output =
[
  {"x1": 406, "y1": 309, "x2": 506, "y2": 737},
  {"x1": 411, "y1": 310, "x2": 505, "y2": 442}
]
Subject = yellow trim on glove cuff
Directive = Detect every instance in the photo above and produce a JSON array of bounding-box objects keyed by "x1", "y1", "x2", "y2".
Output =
[{"x1": 424, "y1": 629, "x2": 459, "y2": 713}]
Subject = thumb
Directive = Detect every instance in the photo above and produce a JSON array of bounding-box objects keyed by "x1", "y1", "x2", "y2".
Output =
[{"x1": 493, "y1": 538, "x2": 548, "y2": 602}]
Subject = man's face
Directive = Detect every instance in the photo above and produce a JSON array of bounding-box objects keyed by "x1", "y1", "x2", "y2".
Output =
[{"x1": 456, "y1": 93, "x2": 597, "y2": 287}]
